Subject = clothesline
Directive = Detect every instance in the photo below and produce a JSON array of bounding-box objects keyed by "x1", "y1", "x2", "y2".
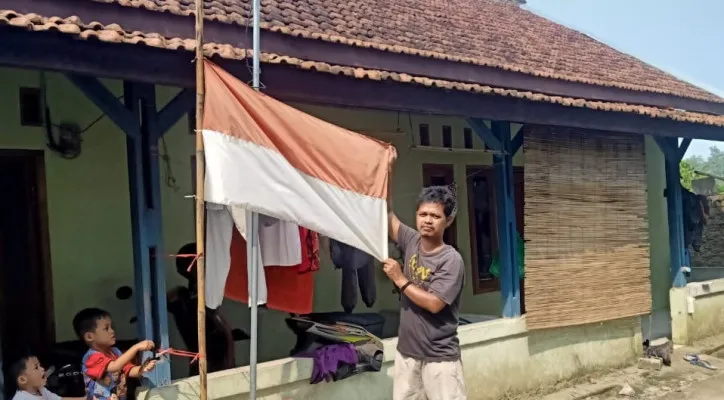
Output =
[
  {"x1": 162, "y1": 253, "x2": 201, "y2": 272},
  {"x1": 157, "y1": 348, "x2": 200, "y2": 364}
]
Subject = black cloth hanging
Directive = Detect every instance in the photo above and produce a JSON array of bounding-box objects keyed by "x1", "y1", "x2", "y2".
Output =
[{"x1": 330, "y1": 239, "x2": 376, "y2": 313}]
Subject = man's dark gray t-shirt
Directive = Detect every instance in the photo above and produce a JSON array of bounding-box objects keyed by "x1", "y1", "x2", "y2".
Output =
[{"x1": 396, "y1": 223, "x2": 465, "y2": 362}]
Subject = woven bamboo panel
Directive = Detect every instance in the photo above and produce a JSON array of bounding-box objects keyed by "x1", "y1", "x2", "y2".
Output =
[{"x1": 524, "y1": 126, "x2": 651, "y2": 330}]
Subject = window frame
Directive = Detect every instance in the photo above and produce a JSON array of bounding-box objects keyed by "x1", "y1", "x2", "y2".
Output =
[{"x1": 466, "y1": 165, "x2": 524, "y2": 295}]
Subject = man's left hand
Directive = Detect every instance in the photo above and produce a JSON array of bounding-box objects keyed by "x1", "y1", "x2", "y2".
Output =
[{"x1": 383, "y1": 258, "x2": 406, "y2": 286}]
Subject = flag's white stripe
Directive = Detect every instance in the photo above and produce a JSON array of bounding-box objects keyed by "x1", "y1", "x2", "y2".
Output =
[{"x1": 202, "y1": 129, "x2": 389, "y2": 260}]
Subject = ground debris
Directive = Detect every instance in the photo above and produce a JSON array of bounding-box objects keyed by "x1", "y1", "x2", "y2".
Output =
[{"x1": 618, "y1": 382, "x2": 635, "y2": 396}]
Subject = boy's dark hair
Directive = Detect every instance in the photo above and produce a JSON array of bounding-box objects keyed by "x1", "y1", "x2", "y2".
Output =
[
  {"x1": 73, "y1": 308, "x2": 111, "y2": 339},
  {"x1": 417, "y1": 186, "x2": 456, "y2": 218},
  {"x1": 8, "y1": 355, "x2": 32, "y2": 384}
]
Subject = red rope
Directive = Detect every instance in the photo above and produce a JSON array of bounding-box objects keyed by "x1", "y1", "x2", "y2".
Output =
[
  {"x1": 166, "y1": 253, "x2": 202, "y2": 272},
  {"x1": 157, "y1": 348, "x2": 200, "y2": 364}
]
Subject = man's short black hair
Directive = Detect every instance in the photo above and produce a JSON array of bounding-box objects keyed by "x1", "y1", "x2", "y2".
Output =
[
  {"x1": 417, "y1": 186, "x2": 456, "y2": 218},
  {"x1": 8, "y1": 355, "x2": 32, "y2": 383},
  {"x1": 73, "y1": 308, "x2": 111, "y2": 339}
]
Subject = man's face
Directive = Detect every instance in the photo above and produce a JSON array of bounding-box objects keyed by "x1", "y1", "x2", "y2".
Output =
[
  {"x1": 86, "y1": 317, "x2": 117, "y2": 347},
  {"x1": 416, "y1": 202, "x2": 448, "y2": 240}
]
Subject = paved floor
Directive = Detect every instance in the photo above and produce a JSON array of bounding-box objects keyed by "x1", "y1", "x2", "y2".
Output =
[{"x1": 658, "y1": 374, "x2": 724, "y2": 399}]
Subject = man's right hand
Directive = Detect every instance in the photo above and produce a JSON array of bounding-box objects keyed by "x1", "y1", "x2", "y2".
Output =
[{"x1": 134, "y1": 340, "x2": 155, "y2": 352}]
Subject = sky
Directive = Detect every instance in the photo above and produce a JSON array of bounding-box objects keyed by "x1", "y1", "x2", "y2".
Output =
[{"x1": 523, "y1": 0, "x2": 724, "y2": 159}]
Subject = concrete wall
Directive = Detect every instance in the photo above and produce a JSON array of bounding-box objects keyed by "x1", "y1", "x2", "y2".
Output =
[
  {"x1": 138, "y1": 317, "x2": 643, "y2": 400},
  {"x1": 670, "y1": 279, "x2": 724, "y2": 345}
]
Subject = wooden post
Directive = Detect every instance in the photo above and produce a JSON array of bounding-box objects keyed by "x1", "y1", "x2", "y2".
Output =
[{"x1": 194, "y1": 0, "x2": 208, "y2": 399}]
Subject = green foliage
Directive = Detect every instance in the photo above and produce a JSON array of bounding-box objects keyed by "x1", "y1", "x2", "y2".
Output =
[
  {"x1": 680, "y1": 160, "x2": 696, "y2": 190},
  {"x1": 683, "y1": 146, "x2": 724, "y2": 193}
]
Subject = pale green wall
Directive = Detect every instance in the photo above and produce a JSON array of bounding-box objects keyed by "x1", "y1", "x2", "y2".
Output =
[
  {"x1": 0, "y1": 69, "x2": 138, "y2": 342},
  {"x1": 645, "y1": 136, "x2": 671, "y2": 311},
  {"x1": 0, "y1": 67, "x2": 670, "y2": 380}
]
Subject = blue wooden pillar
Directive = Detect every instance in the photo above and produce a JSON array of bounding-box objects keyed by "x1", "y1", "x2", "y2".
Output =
[
  {"x1": 468, "y1": 119, "x2": 521, "y2": 317},
  {"x1": 655, "y1": 137, "x2": 688, "y2": 288},
  {"x1": 491, "y1": 121, "x2": 521, "y2": 317},
  {"x1": 67, "y1": 74, "x2": 192, "y2": 386},
  {"x1": 124, "y1": 82, "x2": 171, "y2": 386}
]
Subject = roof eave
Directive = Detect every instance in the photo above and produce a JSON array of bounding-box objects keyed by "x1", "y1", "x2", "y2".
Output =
[{"x1": 6, "y1": 0, "x2": 724, "y2": 116}]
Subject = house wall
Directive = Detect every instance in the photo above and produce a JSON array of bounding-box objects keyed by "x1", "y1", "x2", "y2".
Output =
[
  {"x1": 645, "y1": 136, "x2": 671, "y2": 311},
  {"x1": 138, "y1": 316, "x2": 643, "y2": 400},
  {"x1": 0, "y1": 68, "x2": 511, "y2": 379},
  {"x1": 0, "y1": 67, "x2": 669, "y2": 380}
]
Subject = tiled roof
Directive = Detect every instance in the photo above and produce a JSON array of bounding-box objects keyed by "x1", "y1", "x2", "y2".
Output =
[
  {"x1": 82, "y1": 0, "x2": 723, "y2": 104},
  {"x1": 4, "y1": 9, "x2": 724, "y2": 128}
]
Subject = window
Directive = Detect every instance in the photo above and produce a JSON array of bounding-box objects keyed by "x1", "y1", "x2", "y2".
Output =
[
  {"x1": 19, "y1": 87, "x2": 43, "y2": 127},
  {"x1": 442, "y1": 125, "x2": 452, "y2": 148},
  {"x1": 422, "y1": 164, "x2": 457, "y2": 249},
  {"x1": 463, "y1": 128, "x2": 473, "y2": 149},
  {"x1": 466, "y1": 166, "x2": 524, "y2": 294},
  {"x1": 419, "y1": 124, "x2": 430, "y2": 146}
]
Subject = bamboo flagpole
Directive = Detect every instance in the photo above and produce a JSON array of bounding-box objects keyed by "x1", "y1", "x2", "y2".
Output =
[{"x1": 194, "y1": 0, "x2": 209, "y2": 400}]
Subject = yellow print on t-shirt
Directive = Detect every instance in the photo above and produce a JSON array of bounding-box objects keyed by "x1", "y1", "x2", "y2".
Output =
[{"x1": 408, "y1": 254, "x2": 431, "y2": 284}]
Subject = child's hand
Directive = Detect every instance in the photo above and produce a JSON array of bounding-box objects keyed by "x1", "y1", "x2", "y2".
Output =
[
  {"x1": 142, "y1": 360, "x2": 157, "y2": 373},
  {"x1": 134, "y1": 340, "x2": 155, "y2": 352}
]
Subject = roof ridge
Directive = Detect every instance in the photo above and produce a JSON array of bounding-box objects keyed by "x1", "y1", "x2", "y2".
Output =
[{"x1": 85, "y1": 0, "x2": 724, "y2": 104}]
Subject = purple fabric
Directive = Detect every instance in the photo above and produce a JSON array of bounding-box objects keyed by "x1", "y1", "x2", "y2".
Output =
[{"x1": 298, "y1": 344, "x2": 359, "y2": 384}]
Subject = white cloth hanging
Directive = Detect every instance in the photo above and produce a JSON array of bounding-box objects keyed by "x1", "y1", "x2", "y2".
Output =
[
  {"x1": 205, "y1": 203, "x2": 303, "y2": 308},
  {"x1": 205, "y1": 203, "x2": 234, "y2": 309},
  {"x1": 229, "y1": 206, "x2": 268, "y2": 305},
  {"x1": 259, "y1": 219, "x2": 302, "y2": 267}
]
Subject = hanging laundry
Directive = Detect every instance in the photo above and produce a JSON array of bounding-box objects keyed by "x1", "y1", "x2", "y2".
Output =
[
  {"x1": 225, "y1": 227, "x2": 315, "y2": 314},
  {"x1": 205, "y1": 203, "x2": 234, "y2": 309},
  {"x1": 228, "y1": 206, "x2": 301, "y2": 266},
  {"x1": 298, "y1": 229, "x2": 320, "y2": 274},
  {"x1": 297, "y1": 344, "x2": 359, "y2": 384},
  {"x1": 201, "y1": 60, "x2": 396, "y2": 261},
  {"x1": 206, "y1": 205, "x2": 304, "y2": 308},
  {"x1": 330, "y1": 239, "x2": 376, "y2": 313},
  {"x1": 259, "y1": 218, "x2": 302, "y2": 267}
]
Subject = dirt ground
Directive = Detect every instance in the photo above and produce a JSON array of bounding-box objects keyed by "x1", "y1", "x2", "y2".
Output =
[{"x1": 507, "y1": 335, "x2": 724, "y2": 400}]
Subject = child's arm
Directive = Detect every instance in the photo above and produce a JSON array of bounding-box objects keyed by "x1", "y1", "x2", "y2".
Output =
[
  {"x1": 107, "y1": 340, "x2": 155, "y2": 374},
  {"x1": 128, "y1": 359, "x2": 157, "y2": 378}
]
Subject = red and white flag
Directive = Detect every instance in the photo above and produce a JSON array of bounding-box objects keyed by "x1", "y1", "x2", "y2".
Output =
[{"x1": 201, "y1": 61, "x2": 396, "y2": 260}]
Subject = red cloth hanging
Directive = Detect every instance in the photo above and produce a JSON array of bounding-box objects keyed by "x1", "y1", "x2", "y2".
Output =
[
  {"x1": 298, "y1": 228, "x2": 320, "y2": 274},
  {"x1": 224, "y1": 226, "x2": 315, "y2": 314}
]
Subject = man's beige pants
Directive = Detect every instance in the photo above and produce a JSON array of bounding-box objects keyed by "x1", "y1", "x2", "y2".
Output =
[{"x1": 393, "y1": 351, "x2": 467, "y2": 400}]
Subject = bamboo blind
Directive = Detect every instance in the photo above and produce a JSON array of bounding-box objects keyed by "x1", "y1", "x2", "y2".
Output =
[{"x1": 523, "y1": 126, "x2": 651, "y2": 330}]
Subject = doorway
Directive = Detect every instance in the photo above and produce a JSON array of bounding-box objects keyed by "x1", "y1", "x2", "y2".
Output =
[{"x1": 0, "y1": 150, "x2": 54, "y2": 396}]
